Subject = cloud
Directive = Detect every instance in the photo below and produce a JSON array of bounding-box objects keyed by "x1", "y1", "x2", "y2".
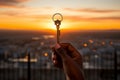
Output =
[
  {"x1": 65, "y1": 16, "x2": 120, "y2": 22},
  {"x1": 92, "y1": 17, "x2": 120, "y2": 20},
  {"x1": 64, "y1": 8, "x2": 120, "y2": 13},
  {"x1": 0, "y1": 7, "x2": 53, "y2": 18},
  {"x1": 1, "y1": 6, "x2": 119, "y2": 22},
  {"x1": 0, "y1": 10, "x2": 21, "y2": 16},
  {"x1": 0, "y1": 7, "x2": 51, "y2": 23},
  {"x1": 63, "y1": 8, "x2": 120, "y2": 22},
  {"x1": 0, "y1": 0, "x2": 29, "y2": 8},
  {"x1": 0, "y1": 10, "x2": 48, "y2": 21}
]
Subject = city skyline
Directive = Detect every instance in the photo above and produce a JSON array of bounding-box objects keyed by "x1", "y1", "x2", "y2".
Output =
[{"x1": 0, "y1": 0, "x2": 120, "y2": 31}]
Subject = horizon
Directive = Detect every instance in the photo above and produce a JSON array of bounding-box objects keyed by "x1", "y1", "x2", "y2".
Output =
[
  {"x1": 0, "y1": 0, "x2": 120, "y2": 31},
  {"x1": 0, "y1": 28, "x2": 120, "y2": 35}
]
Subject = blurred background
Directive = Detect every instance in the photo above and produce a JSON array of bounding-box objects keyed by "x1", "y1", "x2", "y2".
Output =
[
  {"x1": 0, "y1": 0, "x2": 120, "y2": 80},
  {"x1": 0, "y1": 30, "x2": 120, "y2": 80}
]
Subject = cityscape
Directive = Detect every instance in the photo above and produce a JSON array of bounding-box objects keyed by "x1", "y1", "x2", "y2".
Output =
[
  {"x1": 0, "y1": 0, "x2": 120, "y2": 80},
  {"x1": 0, "y1": 30, "x2": 120, "y2": 80}
]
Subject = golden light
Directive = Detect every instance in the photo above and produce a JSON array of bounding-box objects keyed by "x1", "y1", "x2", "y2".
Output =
[
  {"x1": 44, "y1": 52, "x2": 48, "y2": 57},
  {"x1": 83, "y1": 43, "x2": 88, "y2": 47},
  {"x1": 45, "y1": 21, "x2": 56, "y2": 30},
  {"x1": 45, "y1": 20, "x2": 70, "y2": 30},
  {"x1": 109, "y1": 41, "x2": 113, "y2": 45},
  {"x1": 25, "y1": 55, "x2": 28, "y2": 59},
  {"x1": 89, "y1": 39, "x2": 94, "y2": 43},
  {"x1": 102, "y1": 41, "x2": 105, "y2": 45},
  {"x1": 60, "y1": 21, "x2": 70, "y2": 29}
]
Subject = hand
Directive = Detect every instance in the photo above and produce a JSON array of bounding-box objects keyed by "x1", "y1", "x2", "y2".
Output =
[
  {"x1": 52, "y1": 43, "x2": 83, "y2": 69},
  {"x1": 52, "y1": 43, "x2": 84, "y2": 80}
]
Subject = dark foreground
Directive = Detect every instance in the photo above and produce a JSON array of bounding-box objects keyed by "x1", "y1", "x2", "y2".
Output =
[{"x1": 0, "y1": 68, "x2": 120, "y2": 80}]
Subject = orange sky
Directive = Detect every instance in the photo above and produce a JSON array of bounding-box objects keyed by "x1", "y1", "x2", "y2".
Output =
[{"x1": 0, "y1": 0, "x2": 120, "y2": 32}]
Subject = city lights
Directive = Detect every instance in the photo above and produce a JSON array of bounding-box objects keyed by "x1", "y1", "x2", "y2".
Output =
[{"x1": 44, "y1": 53, "x2": 48, "y2": 57}]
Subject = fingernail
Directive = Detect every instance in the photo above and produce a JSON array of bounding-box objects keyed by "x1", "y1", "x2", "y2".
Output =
[
  {"x1": 53, "y1": 60, "x2": 56, "y2": 64},
  {"x1": 55, "y1": 43, "x2": 61, "y2": 49}
]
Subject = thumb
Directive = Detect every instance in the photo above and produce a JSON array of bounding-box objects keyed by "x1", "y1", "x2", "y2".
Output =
[
  {"x1": 55, "y1": 44, "x2": 67, "y2": 57},
  {"x1": 54, "y1": 43, "x2": 61, "y2": 49}
]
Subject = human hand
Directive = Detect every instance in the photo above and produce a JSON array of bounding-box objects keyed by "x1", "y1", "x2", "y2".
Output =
[{"x1": 52, "y1": 43, "x2": 83, "y2": 69}]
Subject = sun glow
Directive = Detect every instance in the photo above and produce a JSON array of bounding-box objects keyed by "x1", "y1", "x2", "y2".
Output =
[
  {"x1": 44, "y1": 20, "x2": 70, "y2": 30},
  {"x1": 0, "y1": 0, "x2": 120, "y2": 31}
]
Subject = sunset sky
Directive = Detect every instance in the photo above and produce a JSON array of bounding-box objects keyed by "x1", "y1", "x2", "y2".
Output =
[{"x1": 0, "y1": 0, "x2": 120, "y2": 31}]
